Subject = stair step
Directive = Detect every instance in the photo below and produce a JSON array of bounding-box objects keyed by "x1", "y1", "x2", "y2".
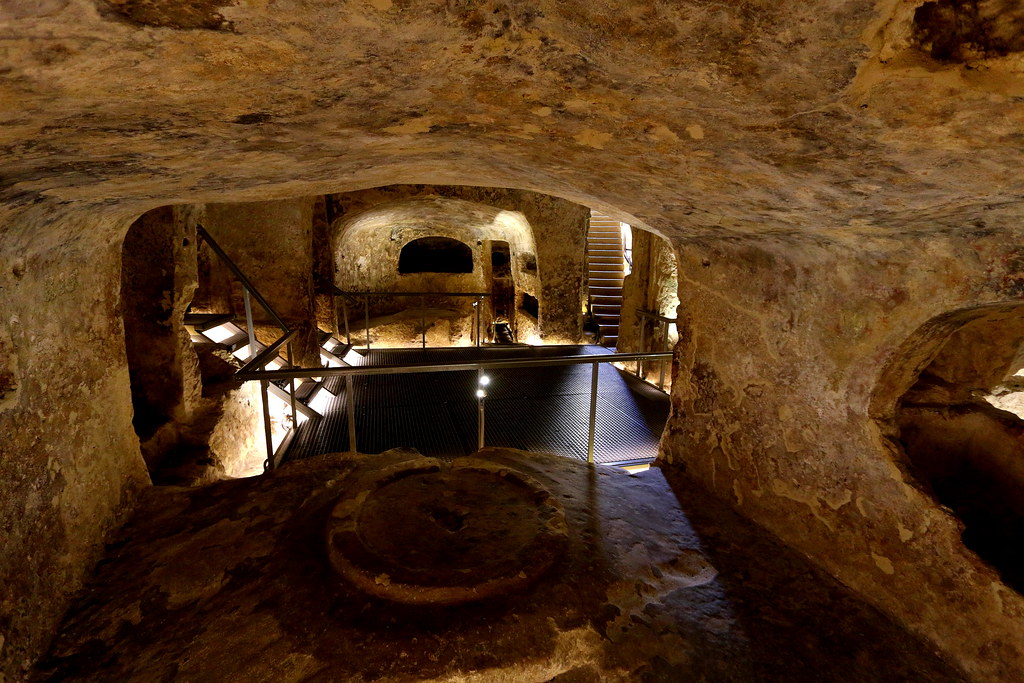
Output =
[
  {"x1": 267, "y1": 383, "x2": 322, "y2": 419},
  {"x1": 222, "y1": 331, "x2": 251, "y2": 351},
  {"x1": 588, "y1": 207, "x2": 626, "y2": 340},
  {"x1": 184, "y1": 313, "x2": 234, "y2": 332},
  {"x1": 294, "y1": 381, "x2": 318, "y2": 402}
]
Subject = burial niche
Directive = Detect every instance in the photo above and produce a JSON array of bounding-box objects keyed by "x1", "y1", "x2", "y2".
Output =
[
  {"x1": 894, "y1": 304, "x2": 1024, "y2": 591},
  {"x1": 398, "y1": 236, "x2": 473, "y2": 274}
]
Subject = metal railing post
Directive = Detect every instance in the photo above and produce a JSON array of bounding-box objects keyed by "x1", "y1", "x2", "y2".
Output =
[
  {"x1": 346, "y1": 374, "x2": 358, "y2": 454},
  {"x1": 587, "y1": 360, "x2": 598, "y2": 464},
  {"x1": 342, "y1": 296, "x2": 351, "y2": 347},
  {"x1": 243, "y1": 287, "x2": 256, "y2": 361},
  {"x1": 637, "y1": 314, "x2": 646, "y2": 379},
  {"x1": 477, "y1": 367, "x2": 485, "y2": 450},
  {"x1": 260, "y1": 379, "x2": 274, "y2": 471},
  {"x1": 421, "y1": 294, "x2": 426, "y2": 349},
  {"x1": 474, "y1": 298, "x2": 481, "y2": 348},
  {"x1": 286, "y1": 342, "x2": 297, "y2": 427},
  {"x1": 364, "y1": 295, "x2": 371, "y2": 351},
  {"x1": 658, "y1": 321, "x2": 670, "y2": 390}
]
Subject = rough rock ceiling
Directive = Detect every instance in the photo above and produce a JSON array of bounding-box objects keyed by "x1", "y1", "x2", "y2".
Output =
[{"x1": 1, "y1": 0, "x2": 1023, "y2": 237}]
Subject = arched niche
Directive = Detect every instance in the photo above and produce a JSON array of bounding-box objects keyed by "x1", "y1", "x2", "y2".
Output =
[
  {"x1": 872, "y1": 302, "x2": 1024, "y2": 591},
  {"x1": 398, "y1": 236, "x2": 473, "y2": 274}
]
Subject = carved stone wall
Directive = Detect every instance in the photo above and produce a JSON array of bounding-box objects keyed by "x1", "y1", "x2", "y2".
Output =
[
  {"x1": 331, "y1": 186, "x2": 588, "y2": 344},
  {"x1": 617, "y1": 227, "x2": 679, "y2": 382},
  {"x1": 0, "y1": 207, "x2": 150, "y2": 679},
  {"x1": 662, "y1": 224, "x2": 1024, "y2": 681}
]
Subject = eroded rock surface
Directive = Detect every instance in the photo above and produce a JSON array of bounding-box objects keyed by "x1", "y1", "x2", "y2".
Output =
[{"x1": 37, "y1": 448, "x2": 965, "y2": 682}]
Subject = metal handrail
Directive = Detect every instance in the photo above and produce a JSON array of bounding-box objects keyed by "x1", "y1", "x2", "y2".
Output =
[
  {"x1": 637, "y1": 310, "x2": 677, "y2": 324},
  {"x1": 335, "y1": 289, "x2": 491, "y2": 297},
  {"x1": 241, "y1": 350, "x2": 673, "y2": 468},
  {"x1": 237, "y1": 351, "x2": 671, "y2": 381},
  {"x1": 196, "y1": 224, "x2": 300, "y2": 469},
  {"x1": 236, "y1": 328, "x2": 298, "y2": 375},
  {"x1": 197, "y1": 225, "x2": 290, "y2": 332}
]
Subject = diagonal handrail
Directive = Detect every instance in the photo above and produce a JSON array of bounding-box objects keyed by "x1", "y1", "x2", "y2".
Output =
[
  {"x1": 196, "y1": 224, "x2": 290, "y2": 332},
  {"x1": 236, "y1": 328, "x2": 298, "y2": 375},
  {"x1": 195, "y1": 223, "x2": 301, "y2": 471}
]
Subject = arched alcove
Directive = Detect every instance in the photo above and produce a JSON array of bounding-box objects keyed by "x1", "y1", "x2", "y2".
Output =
[
  {"x1": 875, "y1": 302, "x2": 1024, "y2": 591},
  {"x1": 398, "y1": 236, "x2": 473, "y2": 274},
  {"x1": 331, "y1": 195, "x2": 542, "y2": 347}
]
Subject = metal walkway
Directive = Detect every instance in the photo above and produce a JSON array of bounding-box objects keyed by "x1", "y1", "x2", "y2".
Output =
[{"x1": 284, "y1": 345, "x2": 670, "y2": 465}]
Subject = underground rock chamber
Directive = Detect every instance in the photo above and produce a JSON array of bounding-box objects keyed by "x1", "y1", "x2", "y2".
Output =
[
  {"x1": 893, "y1": 304, "x2": 1024, "y2": 592},
  {"x1": 35, "y1": 448, "x2": 969, "y2": 681}
]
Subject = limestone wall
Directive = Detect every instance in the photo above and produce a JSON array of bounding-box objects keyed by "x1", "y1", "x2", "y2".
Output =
[
  {"x1": 0, "y1": 206, "x2": 150, "y2": 680},
  {"x1": 331, "y1": 186, "x2": 588, "y2": 344},
  {"x1": 332, "y1": 195, "x2": 539, "y2": 346},
  {"x1": 120, "y1": 206, "x2": 202, "y2": 470},
  {"x1": 203, "y1": 199, "x2": 320, "y2": 366},
  {"x1": 661, "y1": 224, "x2": 1024, "y2": 682}
]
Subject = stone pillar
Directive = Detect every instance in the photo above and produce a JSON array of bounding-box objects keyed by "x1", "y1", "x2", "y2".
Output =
[
  {"x1": 0, "y1": 205, "x2": 150, "y2": 680},
  {"x1": 660, "y1": 227, "x2": 1024, "y2": 681},
  {"x1": 525, "y1": 196, "x2": 589, "y2": 344},
  {"x1": 120, "y1": 206, "x2": 202, "y2": 469}
]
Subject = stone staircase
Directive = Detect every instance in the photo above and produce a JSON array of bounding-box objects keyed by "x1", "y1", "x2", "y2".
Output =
[{"x1": 587, "y1": 212, "x2": 624, "y2": 349}]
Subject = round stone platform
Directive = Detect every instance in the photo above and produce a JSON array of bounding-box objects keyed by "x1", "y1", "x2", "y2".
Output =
[{"x1": 326, "y1": 456, "x2": 568, "y2": 605}]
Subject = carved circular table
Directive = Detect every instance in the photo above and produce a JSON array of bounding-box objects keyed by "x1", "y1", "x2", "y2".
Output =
[{"x1": 326, "y1": 457, "x2": 567, "y2": 606}]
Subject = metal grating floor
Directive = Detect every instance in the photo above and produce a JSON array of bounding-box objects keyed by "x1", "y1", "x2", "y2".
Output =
[{"x1": 285, "y1": 345, "x2": 670, "y2": 465}]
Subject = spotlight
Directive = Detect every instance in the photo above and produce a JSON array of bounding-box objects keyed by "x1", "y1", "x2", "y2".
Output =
[
  {"x1": 476, "y1": 389, "x2": 486, "y2": 399},
  {"x1": 478, "y1": 374, "x2": 490, "y2": 386}
]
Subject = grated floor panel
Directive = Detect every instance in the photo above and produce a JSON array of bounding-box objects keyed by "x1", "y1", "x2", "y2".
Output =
[{"x1": 284, "y1": 345, "x2": 668, "y2": 464}]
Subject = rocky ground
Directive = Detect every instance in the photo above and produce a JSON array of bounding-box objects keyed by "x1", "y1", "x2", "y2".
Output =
[{"x1": 36, "y1": 448, "x2": 964, "y2": 682}]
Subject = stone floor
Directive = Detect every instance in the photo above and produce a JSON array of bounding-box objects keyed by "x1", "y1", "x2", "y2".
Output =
[{"x1": 36, "y1": 449, "x2": 966, "y2": 682}]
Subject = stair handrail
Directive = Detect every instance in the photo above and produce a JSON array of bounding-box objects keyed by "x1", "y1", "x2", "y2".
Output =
[
  {"x1": 195, "y1": 224, "x2": 302, "y2": 470},
  {"x1": 236, "y1": 328, "x2": 298, "y2": 375},
  {"x1": 196, "y1": 224, "x2": 290, "y2": 333}
]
